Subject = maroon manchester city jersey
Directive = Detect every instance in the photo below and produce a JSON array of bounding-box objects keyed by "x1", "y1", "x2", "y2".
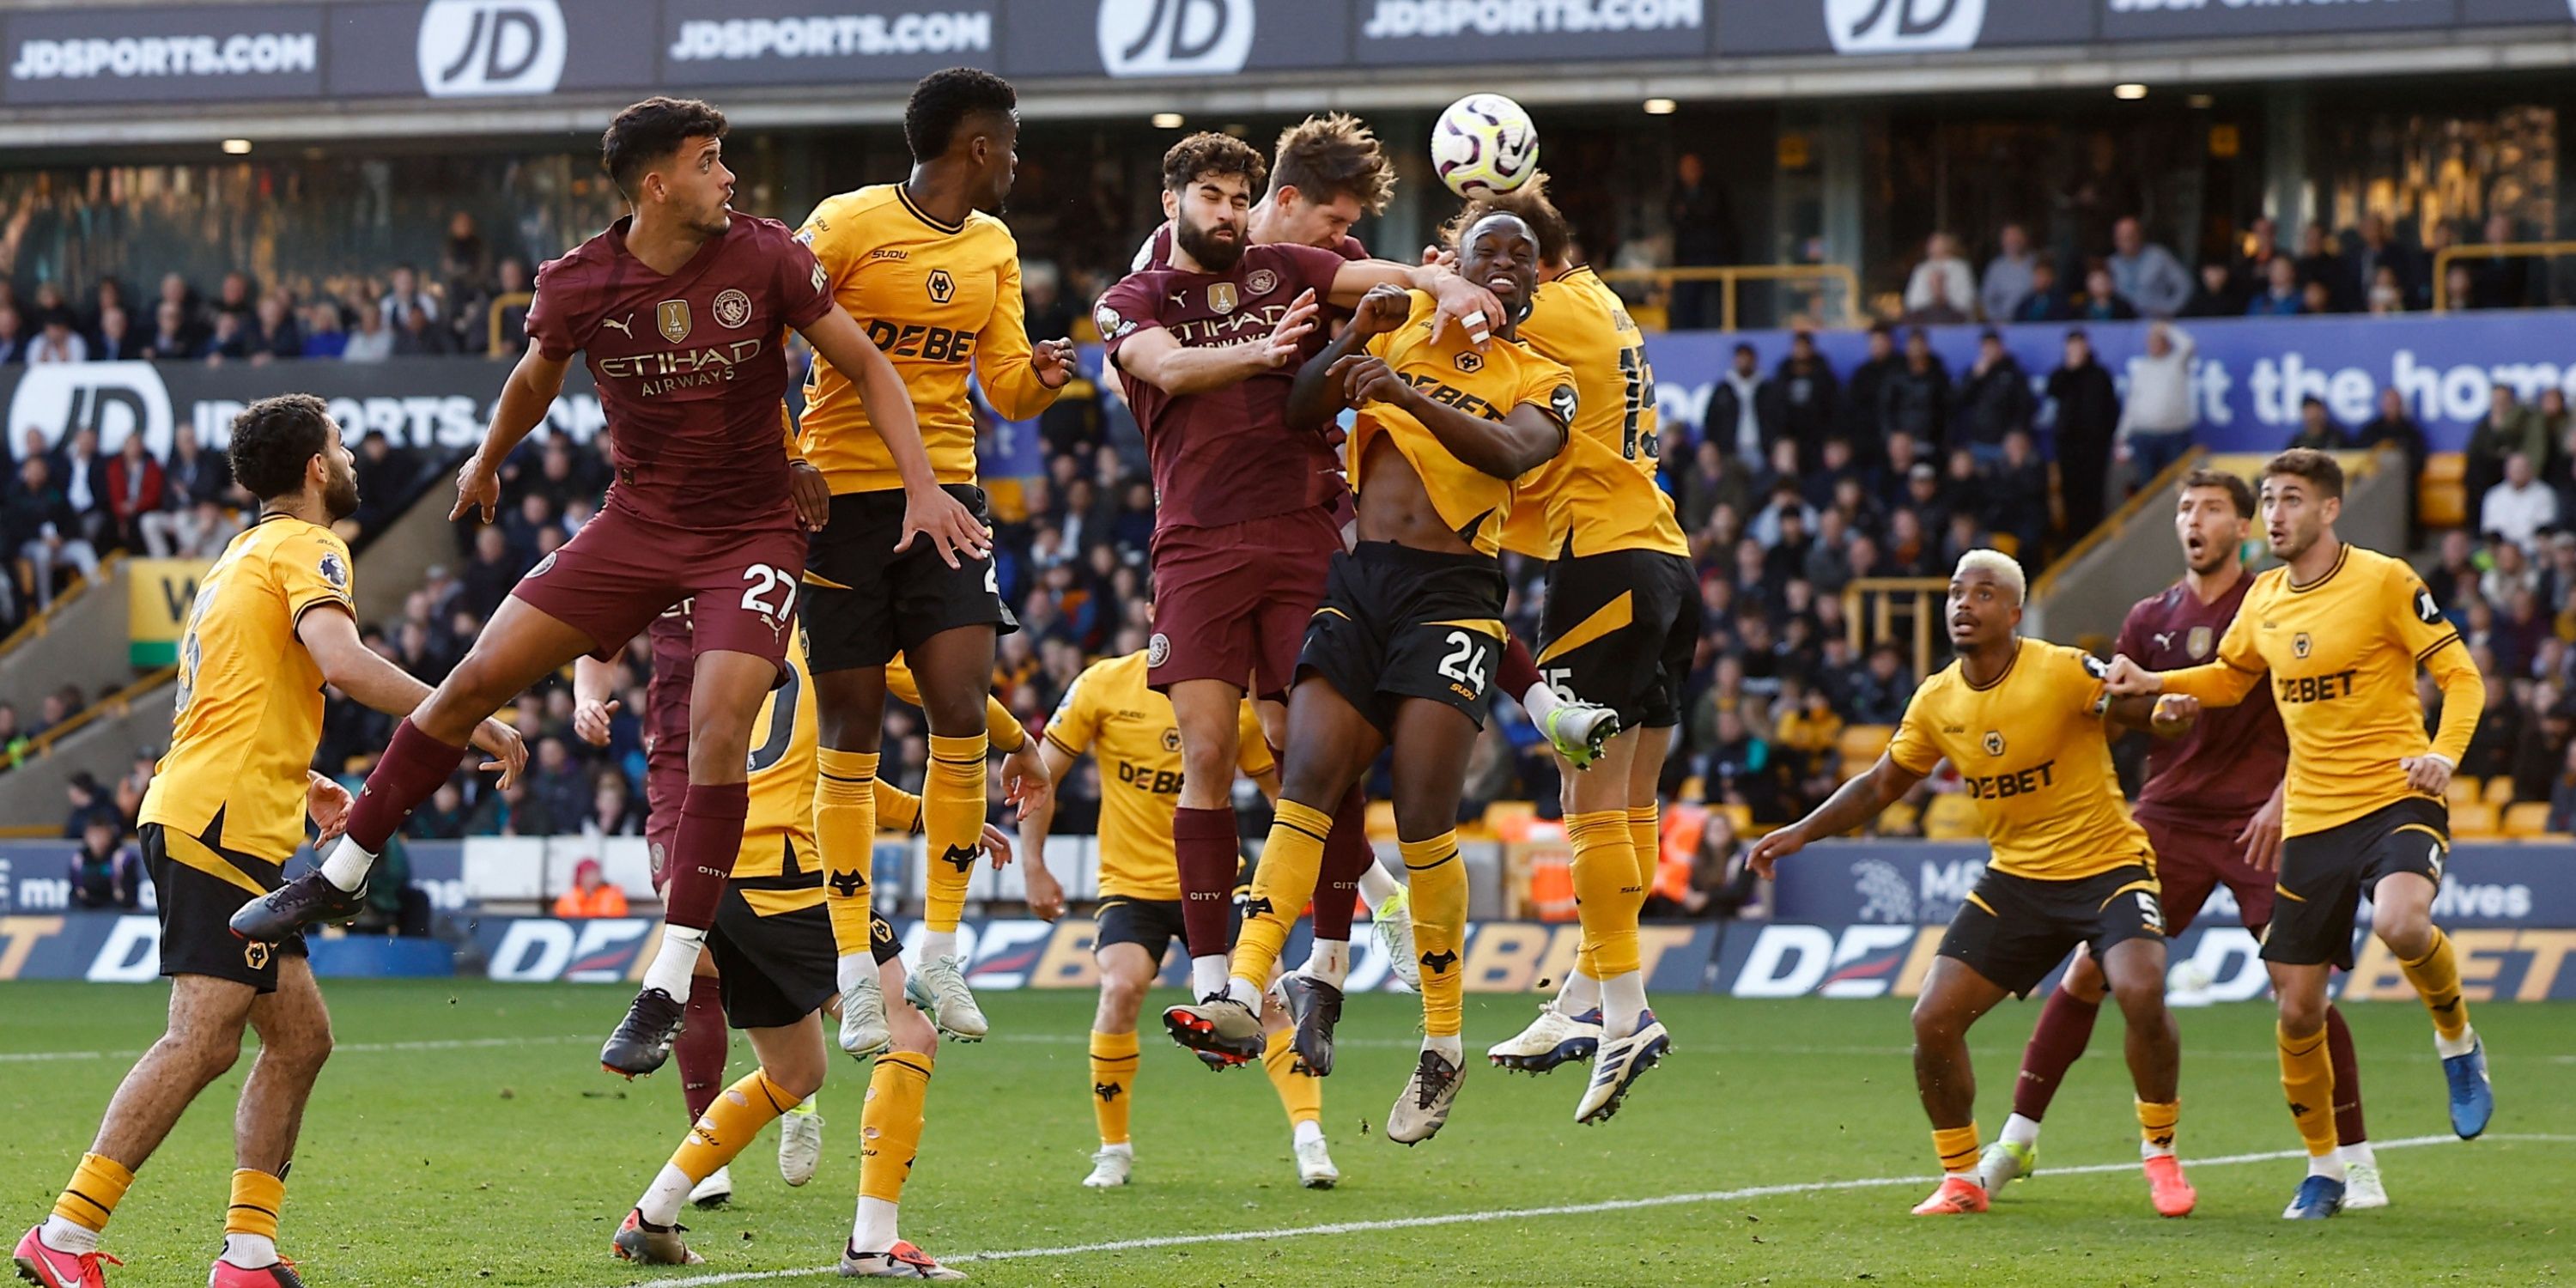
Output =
[
  {"x1": 1097, "y1": 241, "x2": 1352, "y2": 533},
  {"x1": 2117, "y1": 573, "x2": 2289, "y2": 823},
  {"x1": 525, "y1": 214, "x2": 833, "y2": 531}
]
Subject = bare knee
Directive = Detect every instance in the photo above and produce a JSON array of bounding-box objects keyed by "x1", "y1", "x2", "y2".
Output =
[
  {"x1": 2376, "y1": 909, "x2": 2434, "y2": 960},
  {"x1": 2278, "y1": 990, "x2": 2329, "y2": 1036},
  {"x1": 2109, "y1": 976, "x2": 2167, "y2": 1026},
  {"x1": 814, "y1": 671, "x2": 887, "y2": 751},
  {"x1": 888, "y1": 1005, "x2": 938, "y2": 1057},
  {"x1": 1910, "y1": 999, "x2": 1963, "y2": 1048},
  {"x1": 1096, "y1": 972, "x2": 1148, "y2": 1029},
  {"x1": 158, "y1": 1024, "x2": 245, "y2": 1081}
]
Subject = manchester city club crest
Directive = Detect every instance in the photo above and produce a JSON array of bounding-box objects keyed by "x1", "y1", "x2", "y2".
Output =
[
  {"x1": 713, "y1": 288, "x2": 752, "y2": 329},
  {"x1": 1148, "y1": 632, "x2": 1171, "y2": 667},
  {"x1": 1246, "y1": 268, "x2": 1279, "y2": 295},
  {"x1": 1983, "y1": 731, "x2": 2005, "y2": 756},
  {"x1": 656, "y1": 299, "x2": 691, "y2": 343},
  {"x1": 1208, "y1": 282, "x2": 1238, "y2": 314},
  {"x1": 2293, "y1": 632, "x2": 2312, "y2": 659},
  {"x1": 2187, "y1": 625, "x2": 2212, "y2": 659}
]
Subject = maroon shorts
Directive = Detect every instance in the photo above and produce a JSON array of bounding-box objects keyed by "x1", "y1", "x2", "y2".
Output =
[
  {"x1": 510, "y1": 500, "x2": 804, "y2": 673},
  {"x1": 2139, "y1": 811, "x2": 2275, "y2": 933},
  {"x1": 1148, "y1": 506, "x2": 1341, "y2": 701}
]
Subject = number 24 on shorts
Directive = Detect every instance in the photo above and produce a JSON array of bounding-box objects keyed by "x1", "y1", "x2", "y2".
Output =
[{"x1": 1438, "y1": 629, "x2": 1489, "y2": 691}]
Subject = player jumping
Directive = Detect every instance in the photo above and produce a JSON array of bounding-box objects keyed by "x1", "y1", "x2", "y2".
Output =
[
  {"x1": 1167, "y1": 216, "x2": 1572, "y2": 1145},
  {"x1": 793, "y1": 69, "x2": 1073, "y2": 1050},
  {"x1": 1750, "y1": 551, "x2": 2200, "y2": 1218},
  {"x1": 1981, "y1": 469, "x2": 2386, "y2": 1207},
  {"x1": 1446, "y1": 176, "x2": 1698, "y2": 1121},
  {"x1": 15, "y1": 396, "x2": 524, "y2": 1288},
  {"x1": 229, "y1": 97, "x2": 986, "y2": 1083},
  {"x1": 2103, "y1": 448, "x2": 2493, "y2": 1220},
  {"x1": 1098, "y1": 131, "x2": 1504, "y2": 1045},
  {"x1": 1016, "y1": 645, "x2": 1342, "y2": 1189}
]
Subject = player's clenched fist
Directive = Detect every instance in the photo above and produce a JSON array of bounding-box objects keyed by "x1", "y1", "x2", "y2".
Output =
[
  {"x1": 1331, "y1": 355, "x2": 1409, "y2": 409},
  {"x1": 1032, "y1": 337, "x2": 1078, "y2": 389},
  {"x1": 2400, "y1": 754, "x2": 2454, "y2": 798},
  {"x1": 2102, "y1": 654, "x2": 2162, "y2": 696},
  {"x1": 573, "y1": 697, "x2": 622, "y2": 748},
  {"x1": 2149, "y1": 693, "x2": 2200, "y2": 734},
  {"x1": 1347, "y1": 283, "x2": 1413, "y2": 337}
]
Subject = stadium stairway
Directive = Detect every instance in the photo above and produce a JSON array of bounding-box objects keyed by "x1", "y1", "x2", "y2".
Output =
[
  {"x1": 2024, "y1": 447, "x2": 2409, "y2": 645},
  {"x1": 0, "y1": 553, "x2": 140, "y2": 722}
]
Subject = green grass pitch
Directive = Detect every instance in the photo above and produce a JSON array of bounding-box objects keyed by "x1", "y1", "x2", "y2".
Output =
[{"x1": 3, "y1": 982, "x2": 2568, "y2": 1285}]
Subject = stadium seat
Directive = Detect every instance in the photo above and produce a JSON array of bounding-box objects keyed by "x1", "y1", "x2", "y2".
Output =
[
  {"x1": 2446, "y1": 775, "x2": 2483, "y2": 806},
  {"x1": 1837, "y1": 723, "x2": 1894, "y2": 768},
  {"x1": 1716, "y1": 803, "x2": 1753, "y2": 836},
  {"x1": 2451, "y1": 802, "x2": 2500, "y2": 838},
  {"x1": 2483, "y1": 776, "x2": 2518, "y2": 805},
  {"x1": 1484, "y1": 800, "x2": 1539, "y2": 842},
  {"x1": 2502, "y1": 801, "x2": 2553, "y2": 837},
  {"x1": 1878, "y1": 799, "x2": 1923, "y2": 837},
  {"x1": 1523, "y1": 855, "x2": 1578, "y2": 922},
  {"x1": 2419, "y1": 453, "x2": 2467, "y2": 530},
  {"x1": 1923, "y1": 793, "x2": 1982, "y2": 841},
  {"x1": 1679, "y1": 775, "x2": 1705, "y2": 800}
]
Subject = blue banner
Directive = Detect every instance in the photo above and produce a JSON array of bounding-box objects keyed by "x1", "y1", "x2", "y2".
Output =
[{"x1": 1641, "y1": 311, "x2": 2576, "y2": 456}]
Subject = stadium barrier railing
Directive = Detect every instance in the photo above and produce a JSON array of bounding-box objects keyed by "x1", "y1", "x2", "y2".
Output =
[
  {"x1": 1592, "y1": 264, "x2": 1865, "y2": 331},
  {"x1": 2431, "y1": 240, "x2": 2576, "y2": 312},
  {"x1": 1840, "y1": 577, "x2": 1954, "y2": 681}
]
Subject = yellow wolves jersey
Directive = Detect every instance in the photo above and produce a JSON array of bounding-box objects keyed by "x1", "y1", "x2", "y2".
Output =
[
  {"x1": 1501, "y1": 267, "x2": 1682, "y2": 560},
  {"x1": 141, "y1": 515, "x2": 355, "y2": 862},
  {"x1": 795, "y1": 184, "x2": 1061, "y2": 494},
  {"x1": 2159, "y1": 542, "x2": 2482, "y2": 837},
  {"x1": 884, "y1": 653, "x2": 1027, "y2": 753},
  {"x1": 1042, "y1": 650, "x2": 1271, "y2": 901},
  {"x1": 732, "y1": 632, "x2": 822, "y2": 915},
  {"x1": 1354, "y1": 290, "x2": 1574, "y2": 556},
  {"x1": 1886, "y1": 637, "x2": 2153, "y2": 880}
]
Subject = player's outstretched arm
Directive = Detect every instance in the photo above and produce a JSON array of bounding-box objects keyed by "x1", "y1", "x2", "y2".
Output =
[
  {"x1": 2104, "y1": 691, "x2": 2199, "y2": 736},
  {"x1": 1114, "y1": 291, "x2": 1320, "y2": 397},
  {"x1": 1327, "y1": 258, "x2": 1504, "y2": 349},
  {"x1": 975, "y1": 255, "x2": 1077, "y2": 421},
  {"x1": 797, "y1": 307, "x2": 989, "y2": 566},
  {"x1": 1747, "y1": 752, "x2": 1925, "y2": 878},
  {"x1": 453, "y1": 348, "x2": 571, "y2": 523},
  {"x1": 298, "y1": 603, "x2": 526, "y2": 787},
  {"x1": 1014, "y1": 739, "x2": 1077, "y2": 923},
  {"x1": 1284, "y1": 286, "x2": 1406, "y2": 433}
]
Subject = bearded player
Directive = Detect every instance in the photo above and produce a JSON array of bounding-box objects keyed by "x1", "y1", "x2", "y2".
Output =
[
  {"x1": 1750, "y1": 552, "x2": 2200, "y2": 1218},
  {"x1": 2105, "y1": 448, "x2": 2492, "y2": 1220},
  {"x1": 232, "y1": 98, "x2": 986, "y2": 1085},
  {"x1": 1980, "y1": 469, "x2": 2385, "y2": 1208},
  {"x1": 1014, "y1": 644, "x2": 1346, "y2": 1190},
  {"x1": 794, "y1": 69, "x2": 1074, "y2": 1052},
  {"x1": 1169, "y1": 217, "x2": 1572, "y2": 1145},
  {"x1": 1097, "y1": 131, "x2": 1504, "y2": 1030}
]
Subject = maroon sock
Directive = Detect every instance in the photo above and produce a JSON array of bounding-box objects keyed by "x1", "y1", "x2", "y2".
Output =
[
  {"x1": 1310, "y1": 786, "x2": 1370, "y2": 944},
  {"x1": 1174, "y1": 805, "x2": 1241, "y2": 958},
  {"x1": 1499, "y1": 631, "x2": 1544, "y2": 701},
  {"x1": 677, "y1": 974, "x2": 729, "y2": 1124},
  {"x1": 2325, "y1": 1004, "x2": 2368, "y2": 1147},
  {"x1": 662, "y1": 782, "x2": 750, "y2": 933},
  {"x1": 2008, "y1": 987, "x2": 2102, "y2": 1122},
  {"x1": 344, "y1": 719, "x2": 470, "y2": 853}
]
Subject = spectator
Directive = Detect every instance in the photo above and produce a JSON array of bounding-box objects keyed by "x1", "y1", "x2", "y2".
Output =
[
  {"x1": 551, "y1": 857, "x2": 630, "y2": 918},
  {"x1": 1708, "y1": 343, "x2": 1776, "y2": 464},
  {"x1": 211, "y1": 271, "x2": 256, "y2": 322},
  {"x1": 2078, "y1": 266, "x2": 2138, "y2": 321},
  {"x1": 102, "y1": 432, "x2": 165, "y2": 552},
  {"x1": 586, "y1": 775, "x2": 644, "y2": 835},
  {"x1": 1838, "y1": 324, "x2": 1900, "y2": 450},
  {"x1": 379, "y1": 263, "x2": 440, "y2": 331},
  {"x1": 1949, "y1": 329, "x2": 2034, "y2": 465},
  {"x1": 1658, "y1": 811, "x2": 1759, "y2": 920},
  {"x1": 1980, "y1": 223, "x2": 2038, "y2": 322},
  {"x1": 2294, "y1": 222, "x2": 2343, "y2": 307},
  {"x1": 0, "y1": 307, "x2": 23, "y2": 363},
  {"x1": 2045, "y1": 328, "x2": 2121, "y2": 543},
  {"x1": 1849, "y1": 641, "x2": 1915, "y2": 725},
  {"x1": 144, "y1": 300, "x2": 201, "y2": 360},
  {"x1": 2518, "y1": 692, "x2": 2576, "y2": 804},
  {"x1": 206, "y1": 311, "x2": 252, "y2": 362},
  {"x1": 161, "y1": 422, "x2": 229, "y2": 509},
  {"x1": 94, "y1": 306, "x2": 143, "y2": 361},
  {"x1": 63, "y1": 769, "x2": 118, "y2": 836},
  {"x1": 0, "y1": 702, "x2": 22, "y2": 767},
  {"x1": 488, "y1": 258, "x2": 535, "y2": 356},
  {"x1": 1679, "y1": 440, "x2": 1751, "y2": 538},
  {"x1": 2235, "y1": 216, "x2": 2283, "y2": 292},
  {"x1": 2424, "y1": 528, "x2": 2478, "y2": 609},
  {"x1": 2116, "y1": 322, "x2": 2196, "y2": 485},
  {"x1": 8, "y1": 456, "x2": 100, "y2": 610},
  {"x1": 1903, "y1": 232, "x2": 1977, "y2": 322},
  {"x1": 27, "y1": 309, "x2": 86, "y2": 363},
  {"x1": 407, "y1": 781, "x2": 472, "y2": 840},
  {"x1": 2464, "y1": 386, "x2": 2546, "y2": 504},
  {"x1": 68, "y1": 817, "x2": 141, "y2": 909},
  {"x1": 2481, "y1": 536, "x2": 2540, "y2": 608},
  {"x1": 1982, "y1": 428, "x2": 2051, "y2": 558},
  {"x1": 302, "y1": 301, "x2": 349, "y2": 359},
  {"x1": 2300, "y1": 279, "x2": 2336, "y2": 316},
  {"x1": 1666, "y1": 153, "x2": 1737, "y2": 330},
  {"x1": 244, "y1": 294, "x2": 301, "y2": 362},
  {"x1": 1878, "y1": 329, "x2": 1951, "y2": 452},
  {"x1": 2481, "y1": 452, "x2": 2558, "y2": 553},
  {"x1": 526, "y1": 734, "x2": 592, "y2": 830},
  {"x1": 2244, "y1": 255, "x2": 2303, "y2": 316},
  {"x1": 2283, "y1": 396, "x2": 2351, "y2": 453},
  {"x1": 391, "y1": 298, "x2": 448, "y2": 356},
  {"x1": 459, "y1": 525, "x2": 523, "y2": 621},
  {"x1": 2550, "y1": 743, "x2": 2576, "y2": 833},
  {"x1": 342, "y1": 305, "x2": 393, "y2": 361},
  {"x1": 2180, "y1": 262, "x2": 2243, "y2": 318},
  {"x1": 1773, "y1": 331, "x2": 1840, "y2": 468},
  {"x1": 2365, "y1": 264, "x2": 2407, "y2": 316},
  {"x1": 2008, "y1": 260, "x2": 2075, "y2": 323},
  {"x1": 2343, "y1": 214, "x2": 2420, "y2": 313},
  {"x1": 58, "y1": 426, "x2": 107, "y2": 547},
  {"x1": 2466, "y1": 212, "x2": 2537, "y2": 310},
  {"x1": 2108, "y1": 217, "x2": 2192, "y2": 318}
]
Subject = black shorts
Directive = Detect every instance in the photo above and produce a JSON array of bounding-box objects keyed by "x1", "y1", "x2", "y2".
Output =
[
  {"x1": 1093, "y1": 896, "x2": 1191, "y2": 963},
  {"x1": 2265, "y1": 798, "x2": 2450, "y2": 970},
  {"x1": 1297, "y1": 542, "x2": 1509, "y2": 738},
  {"x1": 1938, "y1": 863, "x2": 2166, "y2": 998},
  {"x1": 800, "y1": 483, "x2": 1014, "y2": 673},
  {"x1": 704, "y1": 886, "x2": 885, "y2": 1030},
  {"x1": 140, "y1": 823, "x2": 307, "y2": 993},
  {"x1": 1538, "y1": 549, "x2": 1700, "y2": 729}
]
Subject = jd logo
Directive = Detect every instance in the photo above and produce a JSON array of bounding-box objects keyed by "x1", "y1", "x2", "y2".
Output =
[
  {"x1": 1825, "y1": 0, "x2": 1987, "y2": 53},
  {"x1": 7, "y1": 361, "x2": 173, "y2": 458},
  {"x1": 1097, "y1": 0, "x2": 1255, "y2": 78},
  {"x1": 417, "y1": 0, "x2": 566, "y2": 98}
]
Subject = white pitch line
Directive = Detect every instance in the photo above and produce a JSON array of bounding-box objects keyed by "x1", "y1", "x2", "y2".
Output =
[
  {"x1": 0, "y1": 1034, "x2": 598, "y2": 1064},
  {"x1": 635, "y1": 1133, "x2": 2576, "y2": 1288}
]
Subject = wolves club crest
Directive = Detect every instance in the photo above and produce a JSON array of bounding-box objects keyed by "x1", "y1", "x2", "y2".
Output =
[
  {"x1": 2293, "y1": 632, "x2": 2312, "y2": 659},
  {"x1": 1982, "y1": 731, "x2": 2005, "y2": 756}
]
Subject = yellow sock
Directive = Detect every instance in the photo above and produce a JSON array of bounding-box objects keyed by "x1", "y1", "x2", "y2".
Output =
[
  {"x1": 2278, "y1": 1023, "x2": 2339, "y2": 1157},
  {"x1": 674, "y1": 1069, "x2": 795, "y2": 1180},
  {"x1": 2136, "y1": 1099, "x2": 2180, "y2": 1157},
  {"x1": 1625, "y1": 805, "x2": 1661, "y2": 890},
  {"x1": 1933, "y1": 1124, "x2": 1981, "y2": 1176},
  {"x1": 1232, "y1": 799, "x2": 1333, "y2": 985},
  {"x1": 923, "y1": 733, "x2": 989, "y2": 933},
  {"x1": 1567, "y1": 811, "x2": 1643, "y2": 978},
  {"x1": 816, "y1": 748, "x2": 880, "y2": 958},
  {"x1": 1089, "y1": 1030, "x2": 1139, "y2": 1146},
  {"x1": 224, "y1": 1168, "x2": 283, "y2": 1242},
  {"x1": 52, "y1": 1152, "x2": 133, "y2": 1234},
  {"x1": 860, "y1": 1052, "x2": 933, "y2": 1203},
  {"x1": 1403, "y1": 833, "x2": 1467, "y2": 1039},
  {"x1": 1262, "y1": 1028, "x2": 1323, "y2": 1128},
  {"x1": 2399, "y1": 928, "x2": 2471, "y2": 1042},
  {"x1": 875, "y1": 779, "x2": 922, "y2": 835}
]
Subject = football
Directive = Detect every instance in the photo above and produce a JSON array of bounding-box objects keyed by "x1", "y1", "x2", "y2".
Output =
[{"x1": 1432, "y1": 93, "x2": 1540, "y2": 198}]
